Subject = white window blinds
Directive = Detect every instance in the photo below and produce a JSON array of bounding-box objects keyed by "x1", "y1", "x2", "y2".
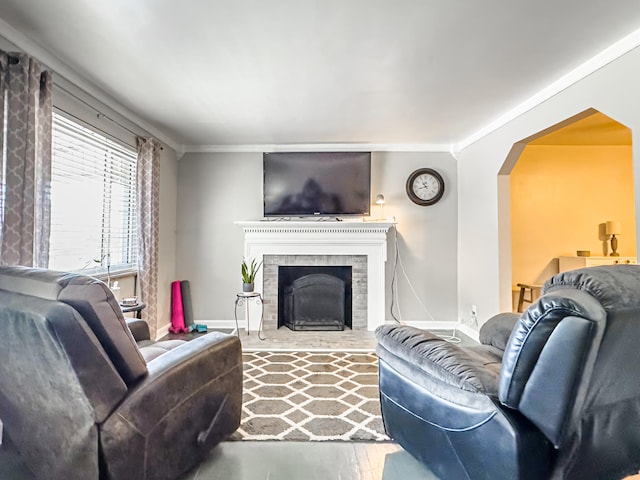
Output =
[{"x1": 49, "y1": 111, "x2": 138, "y2": 274}]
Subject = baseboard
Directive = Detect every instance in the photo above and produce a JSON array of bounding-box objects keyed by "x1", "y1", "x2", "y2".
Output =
[
  {"x1": 155, "y1": 322, "x2": 170, "y2": 341},
  {"x1": 457, "y1": 323, "x2": 480, "y2": 342},
  {"x1": 401, "y1": 320, "x2": 480, "y2": 342},
  {"x1": 401, "y1": 320, "x2": 459, "y2": 330},
  {"x1": 157, "y1": 320, "x2": 245, "y2": 336},
  {"x1": 198, "y1": 319, "x2": 246, "y2": 330}
]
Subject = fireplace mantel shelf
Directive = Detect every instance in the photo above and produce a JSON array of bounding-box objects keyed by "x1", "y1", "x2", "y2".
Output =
[
  {"x1": 236, "y1": 220, "x2": 396, "y2": 331},
  {"x1": 235, "y1": 220, "x2": 396, "y2": 233}
]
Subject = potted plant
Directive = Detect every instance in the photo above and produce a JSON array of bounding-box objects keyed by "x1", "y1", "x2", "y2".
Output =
[{"x1": 241, "y1": 258, "x2": 262, "y2": 292}]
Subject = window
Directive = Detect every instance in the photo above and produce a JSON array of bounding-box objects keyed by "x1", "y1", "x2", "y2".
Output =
[{"x1": 49, "y1": 111, "x2": 137, "y2": 274}]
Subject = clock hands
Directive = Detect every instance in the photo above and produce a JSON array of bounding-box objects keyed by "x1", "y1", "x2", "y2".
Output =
[{"x1": 406, "y1": 168, "x2": 444, "y2": 206}]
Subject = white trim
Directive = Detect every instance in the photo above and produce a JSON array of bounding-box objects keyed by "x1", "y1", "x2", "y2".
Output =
[
  {"x1": 0, "y1": 18, "x2": 181, "y2": 152},
  {"x1": 199, "y1": 319, "x2": 246, "y2": 330},
  {"x1": 158, "y1": 320, "x2": 245, "y2": 332},
  {"x1": 155, "y1": 322, "x2": 170, "y2": 341},
  {"x1": 455, "y1": 26, "x2": 640, "y2": 152},
  {"x1": 402, "y1": 320, "x2": 480, "y2": 343},
  {"x1": 400, "y1": 320, "x2": 459, "y2": 330},
  {"x1": 237, "y1": 220, "x2": 395, "y2": 332},
  {"x1": 457, "y1": 323, "x2": 480, "y2": 343},
  {"x1": 182, "y1": 143, "x2": 451, "y2": 154}
]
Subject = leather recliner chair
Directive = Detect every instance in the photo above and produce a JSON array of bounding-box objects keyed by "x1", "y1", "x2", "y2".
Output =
[
  {"x1": 0, "y1": 266, "x2": 243, "y2": 480},
  {"x1": 376, "y1": 265, "x2": 640, "y2": 480}
]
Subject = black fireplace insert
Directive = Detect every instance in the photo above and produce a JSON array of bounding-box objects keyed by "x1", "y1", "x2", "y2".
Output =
[{"x1": 278, "y1": 266, "x2": 352, "y2": 331}]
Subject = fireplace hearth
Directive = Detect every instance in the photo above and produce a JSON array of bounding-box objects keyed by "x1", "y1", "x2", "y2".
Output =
[{"x1": 279, "y1": 266, "x2": 352, "y2": 331}]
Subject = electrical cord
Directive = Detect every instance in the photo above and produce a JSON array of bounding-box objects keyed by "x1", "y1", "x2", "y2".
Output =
[
  {"x1": 389, "y1": 226, "x2": 402, "y2": 324},
  {"x1": 389, "y1": 226, "x2": 460, "y2": 343}
]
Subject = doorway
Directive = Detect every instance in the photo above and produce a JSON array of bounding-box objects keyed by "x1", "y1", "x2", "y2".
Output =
[{"x1": 498, "y1": 109, "x2": 636, "y2": 311}]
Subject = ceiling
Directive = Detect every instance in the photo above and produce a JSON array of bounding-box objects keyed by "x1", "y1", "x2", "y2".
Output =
[{"x1": 0, "y1": 0, "x2": 639, "y2": 151}]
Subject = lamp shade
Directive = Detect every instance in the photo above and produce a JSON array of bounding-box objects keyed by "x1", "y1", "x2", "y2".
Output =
[
  {"x1": 605, "y1": 221, "x2": 622, "y2": 236},
  {"x1": 375, "y1": 194, "x2": 385, "y2": 205}
]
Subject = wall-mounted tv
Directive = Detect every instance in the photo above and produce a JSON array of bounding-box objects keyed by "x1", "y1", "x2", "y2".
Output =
[{"x1": 263, "y1": 152, "x2": 371, "y2": 217}]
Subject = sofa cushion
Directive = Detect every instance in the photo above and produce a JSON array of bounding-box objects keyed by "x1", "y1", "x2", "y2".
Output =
[
  {"x1": 139, "y1": 339, "x2": 187, "y2": 363},
  {"x1": 376, "y1": 324, "x2": 502, "y2": 397}
]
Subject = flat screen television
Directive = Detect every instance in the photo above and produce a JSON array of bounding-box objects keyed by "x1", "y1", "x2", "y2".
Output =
[{"x1": 263, "y1": 152, "x2": 371, "y2": 217}]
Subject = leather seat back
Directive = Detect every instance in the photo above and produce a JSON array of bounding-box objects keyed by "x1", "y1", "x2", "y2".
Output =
[
  {"x1": 499, "y1": 288, "x2": 605, "y2": 446},
  {"x1": 0, "y1": 291, "x2": 126, "y2": 479},
  {"x1": 499, "y1": 265, "x2": 640, "y2": 448},
  {"x1": 0, "y1": 266, "x2": 148, "y2": 386}
]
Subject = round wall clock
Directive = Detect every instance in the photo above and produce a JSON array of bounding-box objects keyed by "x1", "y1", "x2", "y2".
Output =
[{"x1": 405, "y1": 168, "x2": 445, "y2": 206}]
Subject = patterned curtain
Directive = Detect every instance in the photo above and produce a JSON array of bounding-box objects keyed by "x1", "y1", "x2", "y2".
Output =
[
  {"x1": 136, "y1": 137, "x2": 161, "y2": 339},
  {"x1": 0, "y1": 52, "x2": 53, "y2": 267}
]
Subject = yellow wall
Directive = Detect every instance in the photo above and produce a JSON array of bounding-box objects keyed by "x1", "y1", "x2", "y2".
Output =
[{"x1": 510, "y1": 144, "x2": 636, "y2": 288}]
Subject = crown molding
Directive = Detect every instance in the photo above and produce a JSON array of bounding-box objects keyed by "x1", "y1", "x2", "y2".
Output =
[
  {"x1": 455, "y1": 26, "x2": 640, "y2": 153},
  {"x1": 182, "y1": 143, "x2": 452, "y2": 154}
]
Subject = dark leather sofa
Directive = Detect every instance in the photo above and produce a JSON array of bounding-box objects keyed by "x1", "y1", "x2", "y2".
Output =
[
  {"x1": 0, "y1": 266, "x2": 243, "y2": 480},
  {"x1": 376, "y1": 265, "x2": 640, "y2": 480}
]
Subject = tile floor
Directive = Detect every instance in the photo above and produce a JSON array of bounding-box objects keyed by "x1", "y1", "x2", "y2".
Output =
[
  {"x1": 181, "y1": 441, "x2": 437, "y2": 480},
  {"x1": 232, "y1": 324, "x2": 473, "y2": 352},
  {"x1": 0, "y1": 437, "x2": 437, "y2": 480}
]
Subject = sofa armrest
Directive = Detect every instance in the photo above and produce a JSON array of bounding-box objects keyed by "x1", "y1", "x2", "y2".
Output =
[
  {"x1": 479, "y1": 312, "x2": 520, "y2": 351},
  {"x1": 125, "y1": 318, "x2": 151, "y2": 342},
  {"x1": 376, "y1": 324, "x2": 501, "y2": 396},
  {"x1": 100, "y1": 332, "x2": 243, "y2": 480}
]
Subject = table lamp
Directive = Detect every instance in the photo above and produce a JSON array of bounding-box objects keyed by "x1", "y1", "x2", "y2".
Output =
[
  {"x1": 605, "y1": 221, "x2": 621, "y2": 257},
  {"x1": 375, "y1": 194, "x2": 385, "y2": 218}
]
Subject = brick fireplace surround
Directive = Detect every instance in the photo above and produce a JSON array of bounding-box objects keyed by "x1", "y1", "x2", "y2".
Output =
[{"x1": 236, "y1": 221, "x2": 395, "y2": 332}]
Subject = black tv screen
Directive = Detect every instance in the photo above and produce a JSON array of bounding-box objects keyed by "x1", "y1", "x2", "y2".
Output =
[{"x1": 263, "y1": 152, "x2": 371, "y2": 217}]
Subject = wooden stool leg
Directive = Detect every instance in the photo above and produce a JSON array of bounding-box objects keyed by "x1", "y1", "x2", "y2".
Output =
[
  {"x1": 516, "y1": 283, "x2": 542, "y2": 312},
  {"x1": 517, "y1": 286, "x2": 526, "y2": 312}
]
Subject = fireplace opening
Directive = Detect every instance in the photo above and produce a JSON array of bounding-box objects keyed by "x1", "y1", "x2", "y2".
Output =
[{"x1": 278, "y1": 266, "x2": 352, "y2": 331}]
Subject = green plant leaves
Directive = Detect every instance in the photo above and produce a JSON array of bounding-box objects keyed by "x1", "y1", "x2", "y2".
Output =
[{"x1": 241, "y1": 258, "x2": 263, "y2": 283}]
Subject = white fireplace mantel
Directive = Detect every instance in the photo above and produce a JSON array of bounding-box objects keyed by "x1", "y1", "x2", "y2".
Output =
[{"x1": 235, "y1": 220, "x2": 395, "y2": 331}]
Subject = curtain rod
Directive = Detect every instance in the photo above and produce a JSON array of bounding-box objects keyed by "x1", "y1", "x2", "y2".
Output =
[{"x1": 54, "y1": 81, "x2": 163, "y2": 149}]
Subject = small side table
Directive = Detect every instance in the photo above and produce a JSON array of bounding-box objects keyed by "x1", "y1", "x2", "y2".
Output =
[
  {"x1": 234, "y1": 292, "x2": 264, "y2": 340},
  {"x1": 120, "y1": 302, "x2": 146, "y2": 319}
]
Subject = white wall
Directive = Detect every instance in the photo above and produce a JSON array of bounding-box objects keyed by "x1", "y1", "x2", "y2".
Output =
[
  {"x1": 457, "y1": 45, "x2": 640, "y2": 328},
  {"x1": 175, "y1": 151, "x2": 458, "y2": 325}
]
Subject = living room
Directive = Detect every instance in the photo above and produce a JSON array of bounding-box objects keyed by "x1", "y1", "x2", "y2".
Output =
[
  {"x1": 0, "y1": 3, "x2": 638, "y2": 338},
  {"x1": 2, "y1": 1, "x2": 640, "y2": 479}
]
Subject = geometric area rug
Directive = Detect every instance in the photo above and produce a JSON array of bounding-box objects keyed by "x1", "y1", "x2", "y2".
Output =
[{"x1": 228, "y1": 351, "x2": 389, "y2": 442}]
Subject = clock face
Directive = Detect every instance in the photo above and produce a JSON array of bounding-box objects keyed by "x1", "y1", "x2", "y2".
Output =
[
  {"x1": 412, "y1": 173, "x2": 441, "y2": 201},
  {"x1": 406, "y1": 168, "x2": 445, "y2": 206}
]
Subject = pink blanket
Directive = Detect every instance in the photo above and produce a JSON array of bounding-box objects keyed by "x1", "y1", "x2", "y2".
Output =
[{"x1": 169, "y1": 280, "x2": 188, "y2": 333}]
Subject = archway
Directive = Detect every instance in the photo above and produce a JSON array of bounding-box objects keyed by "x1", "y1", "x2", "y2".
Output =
[{"x1": 497, "y1": 109, "x2": 635, "y2": 311}]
